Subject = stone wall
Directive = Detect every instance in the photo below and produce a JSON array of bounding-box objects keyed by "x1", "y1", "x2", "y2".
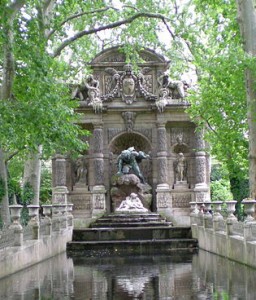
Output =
[
  {"x1": 191, "y1": 200, "x2": 256, "y2": 268},
  {"x1": 0, "y1": 204, "x2": 73, "y2": 279}
]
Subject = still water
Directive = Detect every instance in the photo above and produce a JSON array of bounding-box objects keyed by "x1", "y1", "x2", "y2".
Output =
[{"x1": 1, "y1": 249, "x2": 256, "y2": 300}]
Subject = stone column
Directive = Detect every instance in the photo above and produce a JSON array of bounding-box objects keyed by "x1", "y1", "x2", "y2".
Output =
[
  {"x1": 52, "y1": 154, "x2": 68, "y2": 205},
  {"x1": 92, "y1": 123, "x2": 106, "y2": 217},
  {"x1": 194, "y1": 130, "x2": 209, "y2": 202},
  {"x1": 156, "y1": 122, "x2": 171, "y2": 215},
  {"x1": 93, "y1": 123, "x2": 104, "y2": 185},
  {"x1": 156, "y1": 122, "x2": 168, "y2": 184}
]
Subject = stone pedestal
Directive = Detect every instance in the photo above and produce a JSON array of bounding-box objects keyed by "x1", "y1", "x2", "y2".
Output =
[
  {"x1": 170, "y1": 189, "x2": 192, "y2": 226},
  {"x1": 52, "y1": 186, "x2": 68, "y2": 204},
  {"x1": 69, "y1": 185, "x2": 92, "y2": 227},
  {"x1": 173, "y1": 181, "x2": 189, "y2": 190},
  {"x1": 92, "y1": 185, "x2": 106, "y2": 218},
  {"x1": 193, "y1": 186, "x2": 210, "y2": 202},
  {"x1": 156, "y1": 183, "x2": 171, "y2": 216}
]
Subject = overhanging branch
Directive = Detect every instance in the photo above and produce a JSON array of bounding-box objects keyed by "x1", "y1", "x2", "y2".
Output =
[
  {"x1": 47, "y1": 6, "x2": 119, "y2": 39},
  {"x1": 52, "y1": 12, "x2": 170, "y2": 57}
]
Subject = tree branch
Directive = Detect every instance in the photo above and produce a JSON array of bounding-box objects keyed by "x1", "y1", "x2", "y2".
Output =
[
  {"x1": 52, "y1": 12, "x2": 170, "y2": 57},
  {"x1": 47, "y1": 6, "x2": 119, "y2": 39},
  {"x1": 8, "y1": 0, "x2": 26, "y2": 14},
  {"x1": 5, "y1": 150, "x2": 21, "y2": 162},
  {"x1": 162, "y1": 19, "x2": 176, "y2": 40}
]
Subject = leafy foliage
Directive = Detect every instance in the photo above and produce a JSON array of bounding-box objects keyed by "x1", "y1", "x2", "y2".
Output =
[
  {"x1": 0, "y1": 177, "x2": 6, "y2": 201},
  {"x1": 21, "y1": 182, "x2": 34, "y2": 205},
  {"x1": 40, "y1": 167, "x2": 52, "y2": 204},
  {"x1": 186, "y1": 0, "x2": 250, "y2": 198},
  {"x1": 210, "y1": 163, "x2": 233, "y2": 201}
]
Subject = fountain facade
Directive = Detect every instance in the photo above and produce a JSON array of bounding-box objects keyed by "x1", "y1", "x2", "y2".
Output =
[{"x1": 52, "y1": 47, "x2": 211, "y2": 227}]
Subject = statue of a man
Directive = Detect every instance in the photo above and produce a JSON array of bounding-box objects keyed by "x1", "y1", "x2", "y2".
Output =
[
  {"x1": 75, "y1": 157, "x2": 87, "y2": 184},
  {"x1": 116, "y1": 147, "x2": 150, "y2": 183},
  {"x1": 174, "y1": 152, "x2": 187, "y2": 182}
]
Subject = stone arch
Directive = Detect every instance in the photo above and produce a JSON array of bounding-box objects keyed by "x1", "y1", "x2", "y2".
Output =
[
  {"x1": 109, "y1": 132, "x2": 151, "y2": 154},
  {"x1": 108, "y1": 132, "x2": 152, "y2": 184}
]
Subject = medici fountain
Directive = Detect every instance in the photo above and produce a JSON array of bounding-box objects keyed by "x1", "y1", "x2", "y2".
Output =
[{"x1": 51, "y1": 46, "x2": 210, "y2": 254}]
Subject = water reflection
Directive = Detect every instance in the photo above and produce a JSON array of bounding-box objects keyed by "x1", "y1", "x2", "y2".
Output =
[{"x1": 1, "y1": 250, "x2": 256, "y2": 299}]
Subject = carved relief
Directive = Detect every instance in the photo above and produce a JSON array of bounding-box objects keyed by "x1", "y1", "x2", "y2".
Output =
[
  {"x1": 194, "y1": 130, "x2": 205, "y2": 150},
  {"x1": 170, "y1": 128, "x2": 192, "y2": 153},
  {"x1": 53, "y1": 193, "x2": 66, "y2": 204},
  {"x1": 102, "y1": 65, "x2": 157, "y2": 103},
  {"x1": 195, "y1": 192, "x2": 205, "y2": 202},
  {"x1": 157, "y1": 193, "x2": 169, "y2": 208},
  {"x1": 94, "y1": 194, "x2": 105, "y2": 209},
  {"x1": 121, "y1": 64, "x2": 137, "y2": 104},
  {"x1": 157, "y1": 158, "x2": 167, "y2": 184},
  {"x1": 143, "y1": 75, "x2": 153, "y2": 93},
  {"x1": 195, "y1": 156, "x2": 206, "y2": 184},
  {"x1": 55, "y1": 159, "x2": 66, "y2": 186},
  {"x1": 172, "y1": 193, "x2": 191, "y2": 208},
  {"x1": 101, "y1": 54, "x2": 125, "y2": 62},
  {"x1": 94, "y1": 160, "x2": 104, "y2": 185},
  {"x1": 157, "y1": 126, "x2": 167, "y2": 152},
  {"x1": 93, "y1": 127, "x2": 103, "y2": 153},
  {"x1": 122, "y1": 111, "x2": 137, "y2": 132},
  {"x1": 105, "y1": 75, "x2": 114, "y2": 94},
  {"x1": 72, "y1": 196, "x2": 91, "y2": 210}
]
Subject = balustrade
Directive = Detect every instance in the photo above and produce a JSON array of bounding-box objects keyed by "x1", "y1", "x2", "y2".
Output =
[
  {"x1": 191, "y1": 199, "x2": 256, "y2": 241},
  {"x1": 0, "y1": 202, "x2": 73, "y2": 250}
]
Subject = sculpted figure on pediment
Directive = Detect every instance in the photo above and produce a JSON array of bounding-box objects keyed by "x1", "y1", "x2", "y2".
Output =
[
  {"x1": 157, "y1": 71, "x2": 186, "y2": 99},
  {"x1": 71, "y1": 75, "x2": 102, "y2": 112}
]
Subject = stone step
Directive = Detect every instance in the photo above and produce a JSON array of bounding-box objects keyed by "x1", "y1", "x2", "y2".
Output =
[
  {"x1": 104, "y1": 213, "x2": 161, "y2": 218},
  {"x1": 94, "y1": 216, "x2": 164, "y2": 222},
  {"x1": 72, "y1": 226, "x2": 192, "y2": 241},
  {"x1": 67, "y1": 238, "x2": 198, "y2": 256},
  {"x1": 89, "y1": 212, "x2": 171, "y2": 228},
  {"x1": 91, "y1": 221, "x2": 172, "y2": 228}
]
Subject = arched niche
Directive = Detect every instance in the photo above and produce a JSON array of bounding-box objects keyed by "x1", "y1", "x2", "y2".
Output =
[{"x1": 109, "y1": 132, "x2": 152, "y2": 184}]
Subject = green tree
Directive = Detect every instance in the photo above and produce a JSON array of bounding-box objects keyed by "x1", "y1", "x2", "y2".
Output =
[{"x1": 185, "y1": 0, "x2": 250, "y2": 202}]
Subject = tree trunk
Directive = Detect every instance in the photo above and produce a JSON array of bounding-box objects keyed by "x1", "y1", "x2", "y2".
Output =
[
  {"x1": 23, "y1": 146, "x2": 42, "y2": 205},
  {"x1": 0, "y1": 149, "x2": 10, "y2": 226},
  {"x1": 236, "y1": 0, "x2": 256, "y2": 198},
  {"x1": 0, "y1": 1, "x2": 26, "y2": 225}
]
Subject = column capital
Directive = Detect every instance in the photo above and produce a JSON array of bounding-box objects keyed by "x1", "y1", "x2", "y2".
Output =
[
  {"x1": 93, "y1": 122, "x2": 103, "y2": 129},
  {"x1": 156, "y1": 121, "x2": 166, "y2": 128}
]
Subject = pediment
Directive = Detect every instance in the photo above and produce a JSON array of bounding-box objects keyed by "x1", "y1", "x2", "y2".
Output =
[{"x1": 91, "y1": 46, "x2": 167, "y2": 65}]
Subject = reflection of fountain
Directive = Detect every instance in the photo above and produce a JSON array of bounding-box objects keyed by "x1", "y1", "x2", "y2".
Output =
[{"x1": 116, "y1": 276, "x2": 150, "y2": 298}]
